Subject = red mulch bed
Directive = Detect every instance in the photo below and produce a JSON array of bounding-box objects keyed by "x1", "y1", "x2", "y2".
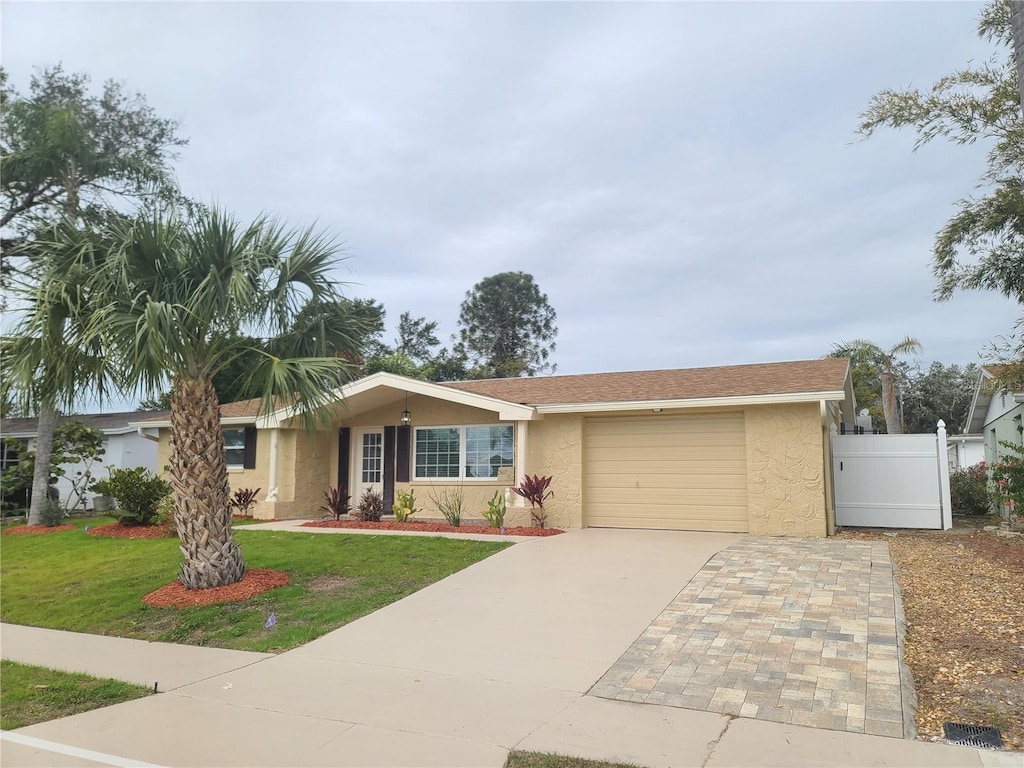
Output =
[
  {"x1": 301, "y1": 519, "x2": 564, "y2": 536},
  {"x1": 142, "y1": 568, "x2": 290, "y2": 608},
  {"x1": 3, "y1": 524, "x2": 76, "y2": 535},
  {"x1": 87, "y1": 522, "x2": 176, "y2": 539}
]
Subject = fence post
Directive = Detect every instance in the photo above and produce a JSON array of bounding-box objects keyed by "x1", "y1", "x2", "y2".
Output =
[{"x1": 936, "y1": 420, "x2": 952, "y2": 530}]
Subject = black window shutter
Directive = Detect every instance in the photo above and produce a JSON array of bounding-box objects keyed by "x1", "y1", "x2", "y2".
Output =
[
  {"x1": 396, "y1": 425, "x2": 410, "y2": 483},
  {"x1": 338, "y1": 427, "x2": 351, "y2": 491},
  {"x1": 383, "y1": 426, "x2": 396, "y2": 512},
  {"x1": 243, "y1": 426, "x2": 257, "y2": 469}
]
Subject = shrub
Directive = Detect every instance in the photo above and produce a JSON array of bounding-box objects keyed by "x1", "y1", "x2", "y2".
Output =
[
  {"x1": 99, "y1": 467, "x2": 172, "y2": 526},
  {"x1": 357, "y1": 488, "x2": 384, "y2": 522},
  {"x1": 481, "y1": 489, "x2": 506, "y2": 529},
  {"x1": 320, "y1": 486, "x2": 350, "y2": 520},
  {"x1": 949, "y1": 462, "x2": 990, "y2": 515},
  {"x1": 230, "y1": 487, "x2": 261, "y2": 518},
  {"x1": 40, "y1": 498, "x2": 65, "y2": 527},
  {"x1": 990, "y1": 442, "x2": 1024, "y2": 520},
  {"x1": 392, "y1": 488, "x2": 417, "y2": 523},
  {"x1": 428, "y1": 486, "x2": 464, "y2": 527},
  {"x1": 512, "y1": 474, "x2": 554, "y2": 528}
]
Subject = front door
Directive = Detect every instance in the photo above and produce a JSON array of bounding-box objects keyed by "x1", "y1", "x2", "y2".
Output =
[{"x1": 353, "y1": 428, "x2": 385, "y2": 506}]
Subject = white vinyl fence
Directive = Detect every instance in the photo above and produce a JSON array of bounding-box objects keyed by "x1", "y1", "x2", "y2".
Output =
[{"x1": 831, "y1": 421, "x2": 952, "y2": 530}]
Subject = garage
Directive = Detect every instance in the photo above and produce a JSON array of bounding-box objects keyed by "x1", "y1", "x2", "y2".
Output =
[{"x1": 584, "y1": 413, "x2": 749, "y2": 532}]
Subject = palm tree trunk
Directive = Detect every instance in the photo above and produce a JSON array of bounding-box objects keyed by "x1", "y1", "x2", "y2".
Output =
[
  {"x1": 879, "y1": 370, "x2": 902, "y2": 435},
  {"x1": 168, "y1": 373, "x2": 245, "y2": 589},
  {"x1": 27, "y1": 403, "x2": 58, "y2": 525}
]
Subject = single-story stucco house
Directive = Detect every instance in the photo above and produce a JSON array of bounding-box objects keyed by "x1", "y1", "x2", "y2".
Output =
[{"x1": 133, "y1": 358, "x2": 855, "y2": 537}]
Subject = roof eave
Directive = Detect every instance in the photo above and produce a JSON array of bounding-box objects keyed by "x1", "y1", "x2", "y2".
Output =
[{"x1": 534, "y1": 390, "x2": 847, "y2": 415}]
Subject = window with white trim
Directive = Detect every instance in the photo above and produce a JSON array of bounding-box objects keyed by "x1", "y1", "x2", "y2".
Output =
[
  {"x1": 414, "y1": 425, "x2": 513, "y2": 480},
  {"x1": 224, "y1": 428, "x2": 246, "y2": 469}
]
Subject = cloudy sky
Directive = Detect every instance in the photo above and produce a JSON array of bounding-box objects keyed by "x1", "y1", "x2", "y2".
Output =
[{"x1": 3, "y1": 0, "x2": 1018, "y2": 384}]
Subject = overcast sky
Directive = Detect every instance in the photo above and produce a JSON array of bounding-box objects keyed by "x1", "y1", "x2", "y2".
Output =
[{"x1": 3, "y1": 1, "x2": 1018, "y2": 390}]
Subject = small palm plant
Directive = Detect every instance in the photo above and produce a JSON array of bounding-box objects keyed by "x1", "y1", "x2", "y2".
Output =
[{"x1": 512, "y1": 474, "x2": 554, "y2": 529}]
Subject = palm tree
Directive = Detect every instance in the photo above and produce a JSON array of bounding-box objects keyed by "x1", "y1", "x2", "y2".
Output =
[
  {"x1": 3, "y1": 239, "x2": 114, "y2": 524},
  {"x1": 830, "y1": 337, "x2": 922, "y2": 434},
  {"x1": 40, "y1": 207, "x2": 361, "y2": 588}
]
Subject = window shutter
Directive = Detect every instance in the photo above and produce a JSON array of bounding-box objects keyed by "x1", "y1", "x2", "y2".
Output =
[
  {"x1": 383, "y1": 426, "x2": 396, "y2": 512},
  {"x1": 243, "y1": 426, "x2": 257, "y2": 469},
  {"x1": 337, "y1": 427, "x2": 351, "y2": 491},
  {"x1": 396, "y1": 425, "x2": 410, "y2": 483}
]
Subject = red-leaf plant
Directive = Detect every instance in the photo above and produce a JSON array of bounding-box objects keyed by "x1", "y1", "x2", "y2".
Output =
[
  {"x1": 230, "y1": 487, "x2": 261, "y2": 518},
  {"x1": 320, "y1": 486, "x2": 351, "y2": 520},
  {"x1": 512, "y1": 474, "x2": 554, "y2": 529}
]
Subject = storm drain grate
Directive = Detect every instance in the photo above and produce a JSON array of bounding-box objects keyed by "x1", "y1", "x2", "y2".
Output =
[{"x1": 943, "y1": 722, "x2": 1004, "y2": 750}]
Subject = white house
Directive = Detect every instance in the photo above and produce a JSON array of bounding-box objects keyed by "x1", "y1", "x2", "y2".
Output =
[
  {"x1": 0, "y1": 410, "x2": 167, "y2": 511},
  {"x1": 964, "y1": 365, "x2": 1023, "y2": 466}
]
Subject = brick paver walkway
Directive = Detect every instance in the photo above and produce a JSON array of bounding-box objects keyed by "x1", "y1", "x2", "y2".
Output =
[{"x1": 591, "y1": 538, "x2": 911, "y2": 738}]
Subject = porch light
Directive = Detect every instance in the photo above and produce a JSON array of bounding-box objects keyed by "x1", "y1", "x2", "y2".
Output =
[{"x1": 401, "y1": 393, "x2": 412, "y2": 426}]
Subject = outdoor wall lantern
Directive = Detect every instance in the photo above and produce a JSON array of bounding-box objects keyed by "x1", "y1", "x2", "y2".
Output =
[{"x1": 401, "y1": 393, "x2": 412, "y2": 426}]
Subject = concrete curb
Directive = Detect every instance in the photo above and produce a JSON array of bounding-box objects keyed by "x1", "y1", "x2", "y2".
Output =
[{"x1": 889, "y1": 550, "x2": 920, "y2": 741}]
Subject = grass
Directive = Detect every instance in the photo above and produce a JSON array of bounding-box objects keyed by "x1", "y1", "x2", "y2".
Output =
[
  {"x1": 505, "y1": 752, "x2": 643, "y2": 768},
  {"x1": 0, "y1": 516, "x2": 509, "y2": 652},
  {"x1": 0, "y1": 660, "x2": 151, "y2": 730}
]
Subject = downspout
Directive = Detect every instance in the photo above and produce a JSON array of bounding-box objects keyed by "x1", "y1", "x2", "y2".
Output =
[
  {"x1": 821, "y1": 400, "x2": 836, "y2": 536},
  {"x1": 266, "y1": 429, "x2": 280, "y2": 502},
  {"x1": 136, "y1": 427, "x2": 159, "y2": 442},
  {"x1": 512, "y1": 420, "x2": 528, "y2": 508}
]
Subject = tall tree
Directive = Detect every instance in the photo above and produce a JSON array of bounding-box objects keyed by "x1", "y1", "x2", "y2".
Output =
[
  {"x1": 901, "y1": 362, "x2": 980, "y2": 435},
  {"x1": 1, "y1": 65, "x2": 185, "y2": 526},
  {"x1": 34, "y1": 207, "x2": 358, "y2": 588},
  {"x1": 394, "y1": 312, "x2": 440, "y2": 363},
  {"x1": 456, "y1": 271, "x2": 557, "y2": 378},
  {"x1": 1012, "y1": 1, "x2": 1024, "y2": 111},
  {"x1": 829, "y1": 337, "x2": 922, "y2": 434},
  {"x1": 858, "y1": 0, "x2": 1024, "y2": 303}
]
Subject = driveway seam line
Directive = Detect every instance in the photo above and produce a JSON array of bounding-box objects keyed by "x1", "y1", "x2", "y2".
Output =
[{"x1": 700, "y1": 714, "x2": 736, "y2": 768}]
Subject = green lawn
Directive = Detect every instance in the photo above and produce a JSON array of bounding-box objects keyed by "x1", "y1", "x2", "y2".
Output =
[
  {"x1": 0, "y1": 517, "x2": 508, "y2": 652},
  {"x1": 0, "y1": 660, "x2": 151, "y2": 730},
  {"x1": 505, "y1": 752, "x2": 643, "y2": 768}
]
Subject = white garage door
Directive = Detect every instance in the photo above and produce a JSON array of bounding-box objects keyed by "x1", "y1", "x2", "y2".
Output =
[{"x1": 585, "y1": 414, "x2": 748, "y2": 532}]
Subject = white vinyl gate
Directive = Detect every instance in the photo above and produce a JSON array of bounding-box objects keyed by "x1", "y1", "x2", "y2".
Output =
[{"x1": 831, "y1": 421, "x2": 952, "y2": 530}]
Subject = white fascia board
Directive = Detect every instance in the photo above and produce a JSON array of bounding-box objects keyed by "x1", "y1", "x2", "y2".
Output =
[
  {"x1": 534, "y1": 390, "x2": 847, "y2": 415},
  {"x1": 265, "y1": 371, "x2": 538, "y2": 427},
  {"x1": 127, "y1": 415, "x2": 256, "y2": 430}
]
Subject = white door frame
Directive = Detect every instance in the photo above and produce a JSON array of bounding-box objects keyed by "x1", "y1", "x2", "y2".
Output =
[{"x1": 351, "y1": 427, "x2": 385, "y2": 505}]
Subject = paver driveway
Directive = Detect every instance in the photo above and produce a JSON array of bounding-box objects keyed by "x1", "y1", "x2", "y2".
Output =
[{"x1": 591, "y1": 538, "x2": 911, "y2": 738}]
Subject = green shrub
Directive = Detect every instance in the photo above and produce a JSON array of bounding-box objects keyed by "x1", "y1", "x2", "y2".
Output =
[
  {"x1": 392, "y1": 488, "x2": 417, "y2": 523},
  {"x1": 481, "y1": 490, "x2": 506, "y2": 529},
  {"x1": 40, "y1": 498, "x2": 65, "y2": 527},
  {"x1": 990, "y1": 442, "x2": 1024, "y2": 521},
  {"x1": 99, "y1": 467, "x2": 171, "y2": 526},
  {"x1": 949, "y1": 462, "x2": 991, "y2": 515},
  {"x1": 357, "y1": 488, "x2": 384, "y2": 522}
]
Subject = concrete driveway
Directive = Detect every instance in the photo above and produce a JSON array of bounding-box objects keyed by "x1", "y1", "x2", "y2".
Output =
[{"x1": 2, "y1": 529, "x2": 1004, "y2": 767}]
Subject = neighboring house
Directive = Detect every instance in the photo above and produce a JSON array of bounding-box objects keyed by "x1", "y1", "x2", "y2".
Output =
[
  {"x1": 0, "y1": 410, "x2": 168, "y2": 510},
  {"x1": 136, "y1": 359, "x2": 855, "y2": 537},
  {"x1": 947, "y1": 434, "x2": 985, "y2": 471},
  {"x1": 964, "y1": 365, "x2": 1023, "y2": 466}
]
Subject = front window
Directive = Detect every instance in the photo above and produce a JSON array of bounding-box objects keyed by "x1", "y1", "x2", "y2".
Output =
[
  {"x1": 414, "y1": 425, "x2": 513, "y2": 480},
  {"x1": 224, "y1": 428, "x2": 246, "y2": 469}
]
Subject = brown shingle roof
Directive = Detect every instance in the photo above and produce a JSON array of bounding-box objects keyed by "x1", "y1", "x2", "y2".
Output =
[
  {"x1": 1, "y1": 410, "x2": 171, "y2": 436},
  {"x1": 440, "y1": 359, "x2": 850, "y2": 405}
]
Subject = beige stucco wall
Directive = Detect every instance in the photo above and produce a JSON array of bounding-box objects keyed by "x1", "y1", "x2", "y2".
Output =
[
  {"x1": 523, "y1": 414, "x2": 584, "y2": 529},
  {"x1": 745, "y1": 403, "x2": 827, "y2": 537}
]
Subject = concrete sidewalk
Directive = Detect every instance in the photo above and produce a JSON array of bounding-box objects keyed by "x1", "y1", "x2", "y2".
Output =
[{"x1": 1, "y1": 530, "x2": 1017, "y2": 767}]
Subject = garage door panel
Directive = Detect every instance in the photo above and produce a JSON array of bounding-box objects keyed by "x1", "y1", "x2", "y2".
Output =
[{"x1": 585, "y1": 414, "x2": 748, "y2": 532}]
